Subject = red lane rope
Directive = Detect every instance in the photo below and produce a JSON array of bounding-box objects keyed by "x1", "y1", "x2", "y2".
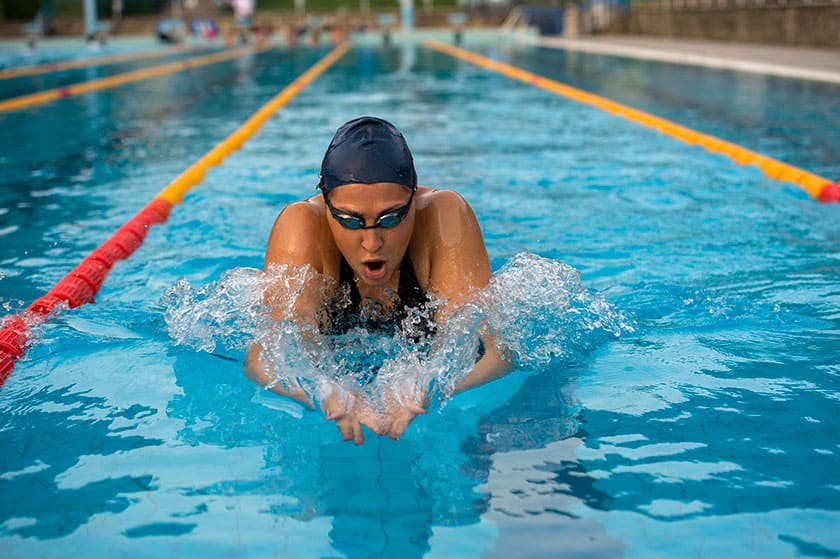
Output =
[{"x1": 0, "y1": 198, "x2": 172, "y2": 385}]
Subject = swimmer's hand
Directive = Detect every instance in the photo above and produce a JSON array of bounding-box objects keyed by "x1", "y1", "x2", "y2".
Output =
[
  {"x1": 321, "y1": 389, "x2": 378, "y2": 445},
  {"x1": 378, "y1": 401, "x2": 427, "y2": 440},
  {"x1": 376, "y1": 381, "x2": 428, "y2": 440},
  {"x1": 320, "y1": 386, "x2": 427, "y2": 443}
]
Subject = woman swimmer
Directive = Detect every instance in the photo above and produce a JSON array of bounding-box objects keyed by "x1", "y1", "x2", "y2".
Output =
[{"x1": 244, "y1": 116, "x2": 511, "y2": 443}]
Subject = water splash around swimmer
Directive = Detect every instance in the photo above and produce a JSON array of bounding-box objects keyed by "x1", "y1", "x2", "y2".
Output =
[{"x1": 162, "y1": 252, "x2": 634, "y2": 412}]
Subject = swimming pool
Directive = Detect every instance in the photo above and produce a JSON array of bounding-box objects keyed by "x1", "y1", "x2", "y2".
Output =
[{"x1": 1, "y1": 34, "x2": 839, "y2": 558}]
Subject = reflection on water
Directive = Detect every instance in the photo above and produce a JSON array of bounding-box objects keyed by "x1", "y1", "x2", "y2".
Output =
[
  {"x1": 0, "y1": 48, "x2": 329, "y2": 304},
  {"x1": 518, "y1": 46, "x2": 840, "y2": 179},
  {"x1": 578, "y1": 347, "x2": 839, "y2": 520},
  {"x1": 0, "y1": 384, "x2": 162, "y2": 539}
]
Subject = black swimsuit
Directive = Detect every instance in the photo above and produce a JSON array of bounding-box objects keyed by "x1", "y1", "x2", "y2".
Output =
[
  {"x1": 325, "y1": 252, "x2": 435, "y2": 340},
  {"x1": 324, "y1": 253, "x2": 485, "y2": 384}
]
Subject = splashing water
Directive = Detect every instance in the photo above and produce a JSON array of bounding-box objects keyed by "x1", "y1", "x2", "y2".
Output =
[
  {"x1": 162, "y1": 253, "x2": 633, "y2": 411},
  {"x1": 482, "y1": 253, "x2": 633, "y2": 368}
]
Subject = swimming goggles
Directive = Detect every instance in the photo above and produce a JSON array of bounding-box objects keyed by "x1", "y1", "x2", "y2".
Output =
[{"x1": 323, "y1": 190, "x2": 414, "y2": 230}]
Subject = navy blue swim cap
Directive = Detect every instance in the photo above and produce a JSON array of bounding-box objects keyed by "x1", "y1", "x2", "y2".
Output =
[{"x1": 318, "y1": 117, "x2": 417, "y2": 193}]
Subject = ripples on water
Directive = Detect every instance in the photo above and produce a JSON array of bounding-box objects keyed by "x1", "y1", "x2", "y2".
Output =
[{"x1": 163, "y1": 252, "x2": 633, "y2": 413}]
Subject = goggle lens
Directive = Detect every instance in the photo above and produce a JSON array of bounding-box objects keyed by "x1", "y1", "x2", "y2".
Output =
[{"x1": 325, "y1": 191, "x2": 414, "y2": 230}]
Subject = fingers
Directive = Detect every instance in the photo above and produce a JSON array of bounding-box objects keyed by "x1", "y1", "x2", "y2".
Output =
[
  {"x1": 322, "y1": 392, "x2": 366, "y2": 445},
  {"x1": 336, "y1": 418, "x2": 353, "y2": 440},
  {"x1": 323, "y1": 407, "x2": 343, "y2": 421},
  {"x1": 321, "y1": 390, "x2": 355, "y2": 420},
  {"x1": 404, "y1": 403, "x2": 427, "y2": 416},
  {"x1": 323, "y1": 393, "x2": 426, "y2": 443},
  {"x1": 321, "y1": 400, "x2": 336, "y2": 419},
  {"x1": 333, "y1": 411, "x2": 421, "y2": 442},
  {"x1": 333, "y1": 416, "x2": 365, "y2": 445},
  {"x1": 387, "y1": 411, "x2": 415, "y2": 440},
  {"x1": 352, "y1": 421, "x2": 364, "y2": 445},
  {"x1": 358, "y1": 411, "x2": 388, "y2": 436},
  {"x1": 324, "y1": 404, "x2": 352, "y2": 422}
]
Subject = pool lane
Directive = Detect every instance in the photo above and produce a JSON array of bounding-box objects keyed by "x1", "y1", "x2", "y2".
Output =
[
  {"x1": 0, "y1": 43, "x2": 210, "y2": 81},
  {"x1": 0, "y1": 41, "x2": 352, "y2": 385},
  {"x1": 424, "y1": 39, "x2": 840, "y2": 204},
  {"x1": 0, "y1": 44, "x2": 271, "y2": 113}
]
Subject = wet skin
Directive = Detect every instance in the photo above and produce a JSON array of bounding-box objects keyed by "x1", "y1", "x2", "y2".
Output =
[{"x1": 245, "y1": 182, "x2": 511, "y2": 444}]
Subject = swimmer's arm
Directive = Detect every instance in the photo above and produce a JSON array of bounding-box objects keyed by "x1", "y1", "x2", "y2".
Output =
[
  {"x1": 453, "y1": 337, "x2": 512, "y2": 394},
  {"x1": 243, "y1": 200, "x2": 324, "y2": 407},
  {"x1": 424, "y1": 191, "x2": 514, "y2": 395},
  {"x1": 244, "y1": 342, "x2": 314, "y2": 408},
  {"x1": 261, "y1": 200, "x2": 329, "y2": 328}
]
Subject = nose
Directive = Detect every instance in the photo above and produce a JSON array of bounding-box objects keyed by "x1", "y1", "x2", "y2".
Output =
[{"x1": 360, "y1": 228, "x2": 384, "y2": 253}]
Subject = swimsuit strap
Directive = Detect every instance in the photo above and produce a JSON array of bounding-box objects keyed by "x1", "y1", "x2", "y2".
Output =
[{"x1": 397, "y1": 252, "x2": 426, "y2": 310}]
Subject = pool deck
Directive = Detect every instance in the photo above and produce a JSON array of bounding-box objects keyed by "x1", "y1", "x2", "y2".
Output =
[
  {"x1": 533, "y1": 35, "x2": 840, "y2": 84},
  {"x1": 3, "y1": 30, "x2": 839, "y2": 85}
]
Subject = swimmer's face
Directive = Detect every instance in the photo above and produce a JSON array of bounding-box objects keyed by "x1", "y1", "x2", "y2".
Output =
[{"x1": 324, "y1": 182, "x2": 416, "y2": 288}]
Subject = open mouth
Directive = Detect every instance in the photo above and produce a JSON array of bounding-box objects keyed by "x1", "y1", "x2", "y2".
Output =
[
  {"x1": 364, "y1": 260, "x2": 385, "y2": 272},
  {"x1": 362, "y1": 260, "x2": 387, "y2": 280}
]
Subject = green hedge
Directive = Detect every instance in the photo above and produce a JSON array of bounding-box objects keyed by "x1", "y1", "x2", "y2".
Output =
[
  {"x1": 1, "y1": 0, "x2": 459, "y2": 21},
  {"x1": 1, "y1": 0, "x2": 171, "y2": 20},
  {"x1": 2, "y1": 0, "x2": 40, "y2": 20}
]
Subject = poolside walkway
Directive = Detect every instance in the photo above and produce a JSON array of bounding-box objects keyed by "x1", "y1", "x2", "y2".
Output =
[{"x1": 533, "y1": 35, "x2": 840, "y2": 84}]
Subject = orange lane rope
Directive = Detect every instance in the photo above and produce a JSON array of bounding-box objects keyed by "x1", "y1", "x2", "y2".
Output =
[
  {"x1": 0, "y1": 44, "x2": 268, "y2": 113},
  {"x1": 423, "y1": 39, "x2": 839, "y2": 203},
  {"x1": 0, "y1": 44, "x2": 209, "y2": 81}
]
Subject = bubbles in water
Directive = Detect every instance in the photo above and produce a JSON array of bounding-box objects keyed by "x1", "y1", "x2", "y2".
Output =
[{"x1": 162, "y1": 253, "x2": 633, "y2": 412}]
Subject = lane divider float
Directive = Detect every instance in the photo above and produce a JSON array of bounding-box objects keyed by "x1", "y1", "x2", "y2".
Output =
[
  {"x1": 423, "y1": 39, "x2": 840, "y2": 203},
  {"x1": 0, "y1": 44, "x2": 209, "y2": 81},
  {"x1": 0, "y1": 44, "x2": 269, "y2": 113},
  {"x1": 0, "y1": 41, "x2": 352, "y2": 386}
]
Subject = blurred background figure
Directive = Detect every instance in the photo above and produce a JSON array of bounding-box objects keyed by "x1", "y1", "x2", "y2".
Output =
[
  {"x1": 190, "y1": 17, "x2": 219, "y2": 39},
  {"x1": 156, "y1": 17, "x2": 185, "y2": 43},
  {"x1": 231, "y1": 0, "x2": 255, "y2": 44}
]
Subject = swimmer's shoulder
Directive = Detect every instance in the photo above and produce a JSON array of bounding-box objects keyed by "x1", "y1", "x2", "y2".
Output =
[
  {"x1": 266, "y1": 196, "x2": 335, "y2": 273},
  {"x1": 416, "y1": 186, "x2": 466, "y2": 209},
  {"x1": 412, "y1": 187, "x2": 484, "y2": 283},
  {"x1": 415, "y1": 187, "x2": 479, "y2": 229},
  {"x1": 280, "y1": 194, "x2": 326, "y2": 216},
  {"x1": 269, "y1": 196, "x2": 325, "y2": 238}
]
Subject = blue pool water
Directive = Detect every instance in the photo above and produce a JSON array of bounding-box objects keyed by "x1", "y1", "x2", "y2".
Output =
[
  {"x1": 1, "y1": 35, "x2": 839, "y2": 558},
  {"x1": 0, "y1": 42, "x2": 219, "y2": 100}
]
